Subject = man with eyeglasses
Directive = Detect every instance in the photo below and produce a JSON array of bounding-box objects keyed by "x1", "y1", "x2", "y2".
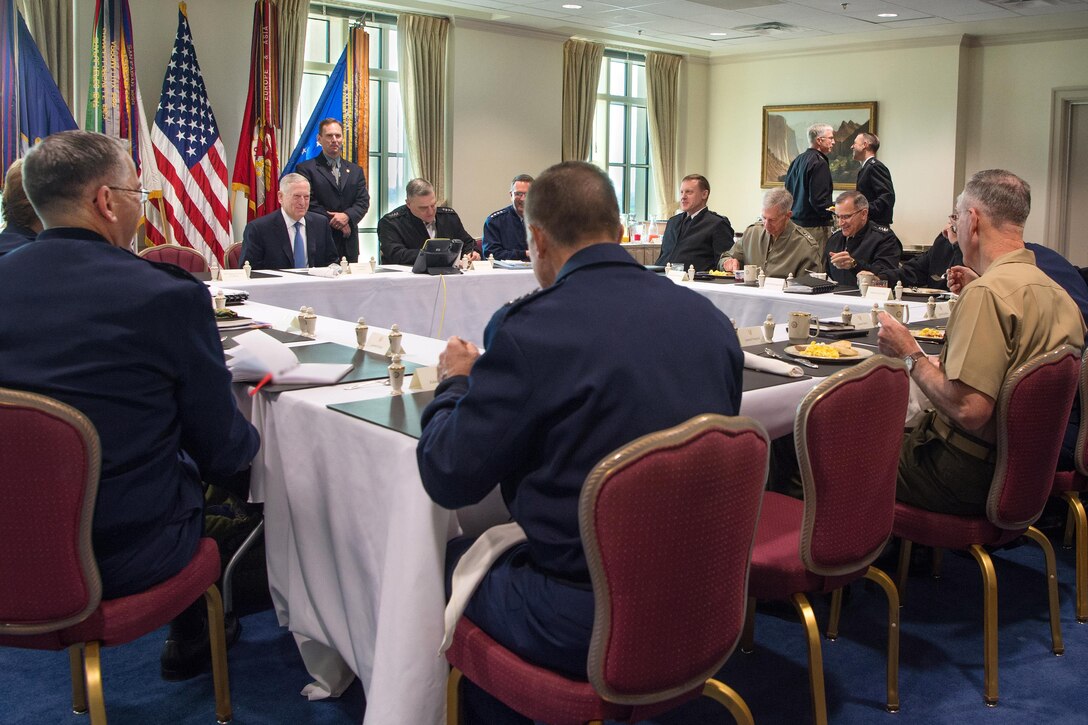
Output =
[
  {"x1": 883, "y1": 216, "x2": 962, "y2": 290},
  {"x1": 0, "y1": 130, "x2": 259, "y2": 678},
  {"x1": 825, "y1": 190, "x2": 902, "y2": 287},
  {"x1": 783, "y1": 123, "x2": 835, "y2": 252},
  {"x1": 719, "y1": 188, "x2": 821, "y2": 277},
  {"x1": 482, "y1": 174, "x2": 533, "y2": 261}
]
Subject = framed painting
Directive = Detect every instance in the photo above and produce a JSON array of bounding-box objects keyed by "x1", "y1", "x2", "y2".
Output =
[{"x1": 761, "y1": 102, "x2": 878, "y2": 189}]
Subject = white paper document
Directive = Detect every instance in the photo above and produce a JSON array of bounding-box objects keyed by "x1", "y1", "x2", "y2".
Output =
[{"x1": 227, "y1": 330, "x2": 352, "y2": 385}]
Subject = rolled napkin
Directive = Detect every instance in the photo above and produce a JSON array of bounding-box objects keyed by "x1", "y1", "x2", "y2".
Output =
[
  {"x1": 743, "y1": 350, "x2": 804, "y2": 378},
  {"x1": 307, "y1": 264, "x2": 343, "y2": 278}
]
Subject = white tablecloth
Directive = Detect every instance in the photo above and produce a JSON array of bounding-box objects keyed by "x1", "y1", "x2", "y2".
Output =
[{"x1": 235, "y1": 301, "x2": 828, "y2": 724}]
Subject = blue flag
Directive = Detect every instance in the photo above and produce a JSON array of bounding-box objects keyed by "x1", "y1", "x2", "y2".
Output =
[{"x1": 281, "y1": 46, "x2": 345, "y2": 174}]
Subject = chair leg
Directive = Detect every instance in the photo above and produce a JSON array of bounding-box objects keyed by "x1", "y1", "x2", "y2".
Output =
[
  {"x1": 826, "y1": 589, "x2": 842, "y2": 641},
  {"x1": 1024, "y1": 526, "x2": 1065, "y2": 655},
  {"x1": 68, "y1": 644, "x2": 88, "y2": 715},
  {"x1": 204, "y1": 585, "x2": 233, "y2": 724},
  {"x1": 967, "y1": 544, "x2": 999, "y2": 706},
  {"x1": 931, "y1": 547, "x2": 944, "y2": 578},
  {"x1": 790, "y1": 592, "x2": 828, "y2": 725},
  {"x1": 222, "y1": 519, "x2": 264, "y2": 616},
  {"x1": 82, "y1": 641, "x2": 107, "y2": 724},
  {"x1": 703, "y1": 678, "x2": 755, "y2": 725},
  {"x1": 896, "y1": 539, "x2": 913, "y2": 603},
  {"x1": 740, "y1": 597, "x2": 756, "y2": 654},
  {"x1": 1061, "y1": 491, "x2": 1088, "y2": 622},
  {"x1": 446, "y1": 667, "x2": 463, "y2": 725},
  {"x1": 1064, "y1": 501, "x2": 1076, "y2": 549},
  {"x1": 864, "y1": 566, "x2": 901, "y2": 713}
]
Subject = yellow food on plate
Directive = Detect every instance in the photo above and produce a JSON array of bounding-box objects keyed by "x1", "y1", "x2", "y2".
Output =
[
  {"x1": 706, "y1": 269, "x2": 731, "y2": 277},
  {"x1": 915, "y1": 328, "x2": 944, "y2": 339},
  {"x1": 798, "y1": 342, "x2": 841, "y2": 358}
]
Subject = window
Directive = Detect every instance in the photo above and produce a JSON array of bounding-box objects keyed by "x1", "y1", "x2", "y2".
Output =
[
  {"x1": 301, "y1": 9, "x2": 408, "y2": 260},
  {"x1": 591, "y1": 51, "x2": 655, "y2": 222}
]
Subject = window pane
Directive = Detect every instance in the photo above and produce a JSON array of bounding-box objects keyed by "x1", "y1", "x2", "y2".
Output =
[
  {"x1": 387, "y1": 29, "x2": 398, "y2": 72},
  {"x1": 364, "y1": 27, "x2": 377, "y2": 70},
  {"x1": 386, "y1": 155, "x2": 408, "y2": 211},
  {"x1": 305, "y1": 18, "x2": 328, "y2": 63},
  {"x1": 369, "y1": 79, "x2": 380, "y2": 151},
  {"x1": 608, "y1": 59, "x2": 625, "y2": 96},
  {"x1": 630, "y1": 63, "x2": 646, "y2": 99},
  {"x1": 361, "y1": 156, "x2": 379, "y2": 229},
  {"x1": 298, "y1": 72, "x2": 329, "y2": 134},
  {"x1": 387, "y1": 81, "x2": 403, "y2": 155},
  {"x1": 608, "y1": 103, "x2": 625, "y2": 164},
  {"x1": 629, "y1": 106, "x2": 648, "y2": 165},
  {"x1": 591, "y1": 99, "x2": 607, "y2": 165},
  {"x1": 329, "y1": 19, "x2": 345, "y2": 60},
  {"x1": 629, "y1": 167, "x2": 649, "y2": 221},
  {"x1": 608, "y1": 166, "x2": 625, "y2": 214},
  {"x1": 597, "y1": 63, "x2": 606, "y2": 94}
]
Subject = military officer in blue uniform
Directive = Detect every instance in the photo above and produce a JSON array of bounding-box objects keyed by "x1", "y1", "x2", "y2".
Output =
[
  {"x1": 0, "y1": 130, "x2": 259, "y2": 678},
  {"x1": 416, "y1": 161, "x2": 744, "y2": 724},
  {"x1": 377, "y1": 178, "x2": 480, "y2": 265},
  {"x1": 826, "y1": 190, "x2": 902, "y2": 287},
  {"x1": 481, "y1": 173, "x2": 532, "y2": 261}
]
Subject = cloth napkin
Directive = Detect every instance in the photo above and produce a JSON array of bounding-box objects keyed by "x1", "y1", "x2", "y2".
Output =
[
  {"x1": 307, "y1": 265, "x2": 342, "y2": 278},
  {"x1": 743, "y1": 350, "x2": 804, "y2": 378}
]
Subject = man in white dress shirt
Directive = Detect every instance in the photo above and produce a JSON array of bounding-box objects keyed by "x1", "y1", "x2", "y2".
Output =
[{"x1": 240, "y1": 173, "x2": 339, "y2": 270}]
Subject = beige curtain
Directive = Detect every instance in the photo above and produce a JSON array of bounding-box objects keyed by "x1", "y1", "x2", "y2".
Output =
[
  {"x1": 17, "y1": 0, "x2": 73, "y2": 111},
  {"x1": 646, "y1": 52, "x2": 681, "y2": 219},
  {"x1": 397, "y1": 13, "x2": 449, "y2": 203},
  {"x1": 277, "y1": 0, "x2": 309, "y2": 165},
  {"x1": 561, "y1": 39, "x2": 603, "y2": 162}
]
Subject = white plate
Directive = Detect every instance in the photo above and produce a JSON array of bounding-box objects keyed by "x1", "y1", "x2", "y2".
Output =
[
  {"x1": 902, "y1": 287, "x2": 947, "y2": 297},
  {"x1": 912, "y1": 329, "x2": 946, "y2": 342},
  {"x1": 783, "y1": 345, "x2": 874, "y2": 363}
]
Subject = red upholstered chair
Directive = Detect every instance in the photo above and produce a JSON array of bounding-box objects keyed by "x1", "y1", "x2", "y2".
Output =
[
  {"x1": 224, "y1": 242, "x2": 244, "y2": 270},
  {"x1": 0, "y1": 387, "x2": 232, "y2": 724},
  {"x1": 445, "y1": 414, "x2": 770, "y2": 725},
  {"x1": 139, "y1": 242, "x2": 210, "y2": 273},
  {"x1": 743, "y1": 355, "x2": 910, "y2": 725},
  {"x1": 1050, "y1": 350, "x2": 1088, "y2": 622},
  {"x1": 894, "y1": 345, "x2": 1080, "y2": 706}
]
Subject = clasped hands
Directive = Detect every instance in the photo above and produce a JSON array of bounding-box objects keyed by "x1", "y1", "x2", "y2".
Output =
[
  {"x1": 437, "y1": 336, "x2": 480, "y2": 381},
  {"x1": 828, "y1": 250, "x2": 856, "y2": 270}
]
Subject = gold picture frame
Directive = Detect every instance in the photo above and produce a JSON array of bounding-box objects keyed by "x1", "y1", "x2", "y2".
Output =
[{"x1": 761, "y1": 102, "x2": 878, "y2": 189}]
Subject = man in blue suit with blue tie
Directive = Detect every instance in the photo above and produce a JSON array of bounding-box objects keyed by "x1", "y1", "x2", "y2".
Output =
[{"x1": 240, "y1": 173, "x2": 339, "y2": 270}]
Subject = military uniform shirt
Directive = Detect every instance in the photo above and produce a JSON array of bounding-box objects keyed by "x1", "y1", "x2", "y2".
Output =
[
  {"x1": 721, "y1": 219, "x2": 822, "y2": 277},
  {"x1": 482, "y1": 204, "x2": 528, "y2": 261},
  {"x1": 377, "y1": 204, "x2": 476, "y2": 265},
  {"x1": 825, "y1": 220, "x2": 902, "y2": 286}
]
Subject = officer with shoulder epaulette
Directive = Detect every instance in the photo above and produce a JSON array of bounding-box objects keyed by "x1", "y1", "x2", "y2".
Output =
[
  {"x1": 0, "y1": 131, "x2": 259, "y2": 679},
  {"x1": 720, "y1": 188, "x2": 822, "y2": 277},
  {"x1": 416, "y1": 161, "x2": 743, "y2": 723},
  {"x1": 377, "y1": 178, "x2": 480, "y2": 265},
  {"x1": 481, "y1": 173, "x2": 533, "y2": 261},
  {"x1": 825, "y1": 189, "x2": 902, "y2": 287}
]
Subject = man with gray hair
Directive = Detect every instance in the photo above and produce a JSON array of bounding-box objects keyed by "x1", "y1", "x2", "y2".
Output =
[
  {"x1": 377, "y1": 177, "x2": 479, "y2": 265},
  {"x1": 240, "y1": 173, "x2": 339, "y2": 269},
  {"x1": 852, "y1": 132, "x2": 895, "y2": 225},
  {"x1": 878, "y1": 169, "x2": 1084, "y2": 515},
  {"x1": 719, "y1": 188, "x2": 821, "y2": 277},
  {"x1": 825, "y1": 189, "x2": 901, "y2": 286},
  {"x1": 783, "y1": 123, "x2": 835, "y2": 249},
  {"x1": 482, "y1": 173, "x2": 533, "y2": 261},
  {"x1": 0, "y1": 130, "x2": 259, "y2": 678}
]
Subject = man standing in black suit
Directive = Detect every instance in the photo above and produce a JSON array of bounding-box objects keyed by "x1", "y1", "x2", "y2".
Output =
[
  {"x1": 852, "y1": 132, "x2": 895, "y2": 225},
  {"x1": 240, "y1": 173, "x2": 339, "y2": 270},
  {"x1": 654, "y1": 174, "x2": 734, "y2": 272},
  {"x1": 295, "y1": 118, "x2": 370, "y2": 262}
]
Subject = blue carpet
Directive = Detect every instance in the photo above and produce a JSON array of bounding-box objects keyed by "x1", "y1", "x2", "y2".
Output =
[{"x1": 3, "y1": 535, "x2": 1087, "y2": 724}]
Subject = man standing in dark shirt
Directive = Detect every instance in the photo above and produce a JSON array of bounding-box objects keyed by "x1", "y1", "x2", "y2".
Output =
[
  {"x1": 784, "y1": 123, "x2": 835, "y2": 252},
  {"x1": 853, "y1": 132, "x2": 895, "y2": 226},
  {"x1": 295, "y1": 119, "x2": 370, "y2": 262},
  {"x1": 825, "y1": 190, "x2": 902, "y2": 286}
]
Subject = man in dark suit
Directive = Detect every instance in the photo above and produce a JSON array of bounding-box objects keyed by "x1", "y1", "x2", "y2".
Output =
[
  {"x1": 852, "y1": 132, "x2": 895, "y2": 225},
  {"x1": 240, "y1": 173, "x2": 339, "y2": 270},
  {"x1": 295, "y1": 118, "x2": 370, "y2": 262},
  {"x1": 654, "y1": 174, "x2": 734, "y2": 272},
  {"x1": 377, "y1": 178, "x2": 480, "y2": 266}
]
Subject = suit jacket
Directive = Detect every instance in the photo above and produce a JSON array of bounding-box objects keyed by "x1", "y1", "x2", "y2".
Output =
[
  {"x1": 856, "y1": 157, "x2": 895, "y2": 225},
  {"x1": 654, "y1": 208, "x2": 734, "y2": 272},
  {"x1": 784, "y1": 147, "x2": 833, "y2": 227},
  {"x1": 377, "y1": 205, "x2": 476, "y2": 266},
  {"x1": 240, "y1": 211, "x2": 339, "y2": 270},
  {"x1": 295, "y1": 155, "x2": 370, "y2": 262}
]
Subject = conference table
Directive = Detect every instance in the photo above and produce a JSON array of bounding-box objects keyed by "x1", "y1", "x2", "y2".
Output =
[{"x1": 230, "y1": 294, "x2": 937, "y2": 725}]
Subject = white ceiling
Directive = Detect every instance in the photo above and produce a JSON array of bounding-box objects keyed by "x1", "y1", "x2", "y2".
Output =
[{"x1": 340, "y1": 0, "x2": 1088, "y2": 56}]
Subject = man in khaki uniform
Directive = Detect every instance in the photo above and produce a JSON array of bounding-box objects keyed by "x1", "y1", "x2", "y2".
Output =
[
  {"x1": 719, "y1": 188, "x2": 822, "y2": 277},
  {"x1": 877, "y1": 169, "x2": 1085, "y2": 515}
]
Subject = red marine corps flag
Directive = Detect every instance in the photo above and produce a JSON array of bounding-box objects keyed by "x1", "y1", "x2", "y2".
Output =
[{"x1": 231, "y1": 0, "x2": 280, "y2": 222}]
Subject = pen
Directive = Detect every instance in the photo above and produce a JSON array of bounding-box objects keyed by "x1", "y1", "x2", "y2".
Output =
[{"x1": 249, "y1": 372, "x2": 273, "y2": 396}]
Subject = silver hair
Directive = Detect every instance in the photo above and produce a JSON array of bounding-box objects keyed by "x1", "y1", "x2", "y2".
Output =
[
  {"x1": 406, "y1": 178, "x2": 435, "y2": 199},
  {"x1": 762, "y1": 188, "x2": 793, "y2": 213},
  {"x1": 808, "y1": 123, "x2": 833, "y2": 144}
]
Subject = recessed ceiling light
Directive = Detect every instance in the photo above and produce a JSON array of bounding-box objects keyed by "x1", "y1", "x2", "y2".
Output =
[
  {"x1": 877, "y1": 13, "x2": 898, "y2": 18},
  {"x1": 710, "y1": 32, "x2": 729, "y2": 36},
  {"x1": 562, "y1": 3, "x2": 582, "y2": 8}
]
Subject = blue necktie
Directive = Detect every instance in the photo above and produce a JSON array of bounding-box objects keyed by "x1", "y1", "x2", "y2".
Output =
[{"x1": 292, "y1": 221, "x2": 306, "y2": 267}]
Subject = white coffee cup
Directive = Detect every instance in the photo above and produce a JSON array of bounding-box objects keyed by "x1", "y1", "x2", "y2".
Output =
[
  {"x1": 788, "y1": 311, "x2": 819, "y2": 346},
  {"x1": 884, "y1": 301, "x2": 910, "y2": 324},
  {"x1": 744, "y1": 264, "x2": 760, "y2": 286}
]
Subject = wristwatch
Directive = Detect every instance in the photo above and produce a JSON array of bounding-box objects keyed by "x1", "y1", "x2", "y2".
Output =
[{"x1": 904, "y1": 351, "x2": 926, "y2": 374}]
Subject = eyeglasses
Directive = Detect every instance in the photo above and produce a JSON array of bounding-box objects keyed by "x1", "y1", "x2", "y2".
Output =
[
  {"x1": 108, "y1": 186, "x2": 151, "y2": 203},
  {"x1": 834, "y1": 210, "x2": 863, "y2": 222}
]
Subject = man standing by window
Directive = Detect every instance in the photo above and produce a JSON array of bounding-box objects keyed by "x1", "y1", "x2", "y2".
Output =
[{"x1": 296, "y1": 118, "x2": 370, "y2": 262}]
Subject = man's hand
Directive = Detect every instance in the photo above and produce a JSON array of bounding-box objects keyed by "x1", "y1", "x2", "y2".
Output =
[
  {"x1": 946, "y1": 265, "x2": 977, "y2": 295},
  {"x1": 437, "y1": 336, "x2": 480, "y2": 381},
  {"x1": 876, "y1": 311, "x2": 923, "y2": 359},
  {"x1": 328, "y1": 211, "x2": 350, "y2": 232},
  {"x1": 829, "y1": 250, "x2": 855, "y2": 270},
  {"x1": 463, "y1": 250, "x2": 481, "y2": 263},
  {"x1": 720, "y1": 257, "x2": 740, "y2": 272}
]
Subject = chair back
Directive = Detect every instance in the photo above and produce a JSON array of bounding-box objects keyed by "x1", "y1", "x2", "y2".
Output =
[
  {"x1": 0, "y1": 388, "x2": 102, "y2": 634},
  {"x1": 989, "y1": 345, "x2": 1080, "y2": 529},
  {"x1": 580, "y1": 414, "x2": 768, "y2": 705},
  {"x1": 796, "y1": 355, "x2": 909, "y2": 576},
  {"x1": 225, "y1": 242, "x2": 243, "y2": 270},
  {"x1": 1073, "y1": 350, "x2": 1088, "y2": 477},
  {"x1": 138, "y1": 243, "x2": 210, "y2": 273}
]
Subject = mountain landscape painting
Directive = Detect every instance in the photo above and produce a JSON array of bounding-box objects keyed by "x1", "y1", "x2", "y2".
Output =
[{"x1": 761, "y1": 102, "x2": 877, "y2": 189}]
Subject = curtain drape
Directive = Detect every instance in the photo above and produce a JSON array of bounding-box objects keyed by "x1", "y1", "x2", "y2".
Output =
[
  {"x1": 646, "y1": 51, "x2": 681, "y2": 219},
  {"x1": 276, "y1": 0, "x2": 309, "y2": 167},
  {"x1": 17, "y1": 0, "x2": 73, "y2": 111},
  {"x1": 397, "y1": 13, "x2": 449, "y2": 203},
  {"x1": 561, "y1": 39, "x2": 603, "y2": 162}
]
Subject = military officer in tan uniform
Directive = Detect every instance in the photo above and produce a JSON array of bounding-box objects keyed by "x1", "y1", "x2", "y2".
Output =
[
  {"x1": 719, "y1": 188, "x2": 821, "y2": 277},
  {"x1": 878, "y1": 169, "x2": 1085, "y2": 515}
]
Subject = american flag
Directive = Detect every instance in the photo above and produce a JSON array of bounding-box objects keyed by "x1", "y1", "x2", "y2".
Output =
[{"x1": 151, "y1": 5, "x2": 231, "y2": 264}]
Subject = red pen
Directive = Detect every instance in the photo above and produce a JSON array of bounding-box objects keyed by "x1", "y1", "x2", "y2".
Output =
[{"x1": 249, "y1": 372, "x2": 273, "y2": 396}]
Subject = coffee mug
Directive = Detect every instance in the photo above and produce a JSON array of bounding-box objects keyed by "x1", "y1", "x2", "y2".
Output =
[
  {"x1": 788, "y1": 311, "x2": 819, "y2": 346},
  {"x1": 744, "y1": 264, "x2": 760, "y2": 286},
  {"x1": 884, "y1": 301, "x2": 910, "y2": 324}
]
